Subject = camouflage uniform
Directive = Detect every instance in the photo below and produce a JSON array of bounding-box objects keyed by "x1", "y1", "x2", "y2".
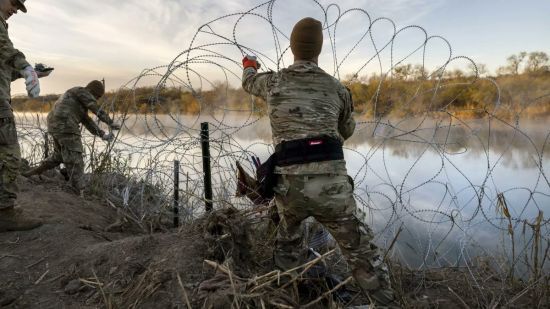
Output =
[
  {"x1": 27, "y1": 87, "x2": 114, "y2": 191},
  {"x1": 0, "y1": 16, "x2": 29, "y2": 209},
  {"x1": 242, "y1": 61, "x2": 398, "y2": 306}
]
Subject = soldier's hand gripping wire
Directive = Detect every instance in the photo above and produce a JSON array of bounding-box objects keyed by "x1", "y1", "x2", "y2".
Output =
[
  {"x1": 102, "y1": 121, "x2": 121, "y2": 143},
  {"x1": 242, "y1": 55, "x2": 261, "y2": 70},
  {"x1": 101, "y1": 131, "x2": 115, "y2": 142}
]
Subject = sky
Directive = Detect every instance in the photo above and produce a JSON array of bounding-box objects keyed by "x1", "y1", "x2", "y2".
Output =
[{"x1": 7, "y1": 0, "x2": 550, "y2": 95}]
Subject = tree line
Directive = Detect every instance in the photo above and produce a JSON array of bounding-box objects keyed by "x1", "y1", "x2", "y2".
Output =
[{"x1": 12, "y1": 51, "x2": 550, "y2": 119}]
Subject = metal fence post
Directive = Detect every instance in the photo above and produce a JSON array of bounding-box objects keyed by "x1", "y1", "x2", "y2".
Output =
[
  {"x1": 44, "y1": 132, "x2": 49, "y2": 159},
  {"x1": 173, "y1": 160, "x2": 180, "y2": 227},
  {"x1": 201, "y1": 122, "x2": 213, "y2": 212}
]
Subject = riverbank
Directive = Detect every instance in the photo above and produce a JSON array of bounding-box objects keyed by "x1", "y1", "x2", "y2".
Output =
[{"x1": 1, "y1": 173, "x2": 547, "y2": 308}]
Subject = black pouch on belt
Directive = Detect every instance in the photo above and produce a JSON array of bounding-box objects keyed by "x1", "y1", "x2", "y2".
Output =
[{"x1": 256, "y1": 153, "x2": 278, "y2": 199}]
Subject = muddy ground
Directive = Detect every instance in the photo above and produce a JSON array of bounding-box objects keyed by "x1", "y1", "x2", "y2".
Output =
[{"x1": 0, "y1": 173, "x2": 547, "y2": 308}]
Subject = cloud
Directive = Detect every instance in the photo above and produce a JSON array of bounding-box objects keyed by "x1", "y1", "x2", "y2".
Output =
[{"x1": 9, "y1": 0, "x2": 447, "y2": 94}]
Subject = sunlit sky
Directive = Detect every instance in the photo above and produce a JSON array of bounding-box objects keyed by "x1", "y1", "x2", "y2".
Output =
[{"x1": 7, "y1": 0, "x2": 550, "y2": 95}]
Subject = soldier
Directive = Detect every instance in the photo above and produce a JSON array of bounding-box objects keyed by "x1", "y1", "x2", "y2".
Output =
[
  {"x1": 0, "y1": 0, "x2": 49, "y2": 232},
  {"x1": 241, "y1": 18, "x2": 400, "y2": 307},
  {"x1": 23, "y1": 80, "x2": 120, "y2": 195}
]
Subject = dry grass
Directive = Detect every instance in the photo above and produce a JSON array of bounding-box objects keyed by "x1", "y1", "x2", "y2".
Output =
[{"x1": 73, "y1": 207, "x2": 549, "y2": 308}]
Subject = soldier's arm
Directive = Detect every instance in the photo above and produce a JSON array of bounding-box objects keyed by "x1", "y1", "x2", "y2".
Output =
[
  {"x1": 338, "y1": 86, "x2": 356, "y2": 140},
  {"x1": 0, "y1": 22, "x2": 31, "y2": 79},
  {"x1": 242, "y1": 67, "x2": 272, "y2": 100},
  {"x1": 81, "y1": 114, "x2": 104, "y2": 137},
  {"x1": 75, "y1": 89, "x2": 114, "y2": 126}
]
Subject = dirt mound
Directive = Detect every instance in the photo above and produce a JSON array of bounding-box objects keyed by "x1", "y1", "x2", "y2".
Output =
[{"x1": 0, "y1": 174, "x2": 207, "y2": 308}]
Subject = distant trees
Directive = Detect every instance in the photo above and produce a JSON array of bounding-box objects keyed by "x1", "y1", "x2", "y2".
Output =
[
  {"x1": 393, "y1": 64, "x2": 413, "y2": 80},
  {"x1": 10, "y1": 51, "x2": 550, "y2": 119},
  {"x1": 467, "y1": 63, "x2": 488, "y2": 77},
  {"x1": 445, "y1": 69, "x2": 465, "y2": 79},
  {"x1": 497, "y1": 51, "x2": 549, "y2": 75},
  {"x1": 392, "y1": 64, "x2": 430, "y2": 80},
  {"x1": 506, "y1": 52, "x2": 527, "y2": 75},
  {"x1": 526, "y1": 51, "x2": 549, "y2": 72}
]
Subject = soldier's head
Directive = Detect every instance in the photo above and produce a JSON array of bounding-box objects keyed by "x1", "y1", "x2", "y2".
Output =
[
  {"x1": 0, "y1": 0, "x2": 27, "y2": 20},
  {"x1": 290, "y1": 17, "x2": 323, "y2": 64},
  {"x1": 85, "y1": 80, "x2": 105, "y2": 99}
]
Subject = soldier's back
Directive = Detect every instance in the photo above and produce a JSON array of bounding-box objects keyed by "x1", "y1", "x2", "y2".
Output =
[
  {"x1": 269, "y1": 61, "x2": 347, "y2": 145},
  {"x1": 47, "y1": 87, "x2": 88, "y2": 135}
]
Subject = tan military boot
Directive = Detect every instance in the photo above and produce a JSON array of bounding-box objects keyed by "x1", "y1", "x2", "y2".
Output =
[{"x1": 0, "y1": 207, "x2": 42, "y2": 232}]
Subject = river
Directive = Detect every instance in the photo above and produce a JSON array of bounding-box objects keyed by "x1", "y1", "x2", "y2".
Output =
[{"x1": 15, "y1": 112, "x2": 550, "y2": 273}]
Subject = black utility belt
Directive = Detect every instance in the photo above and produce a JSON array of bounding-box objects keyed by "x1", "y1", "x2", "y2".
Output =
[
  {"x1": 275, "y1": 136, "x2": 344, "y2": 166},
  {"x1": 255, "y1": 136, "x2": 344, "y2": 199}
]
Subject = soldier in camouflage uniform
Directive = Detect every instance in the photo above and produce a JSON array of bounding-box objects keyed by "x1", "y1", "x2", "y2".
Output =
[
  {"x1": 241, "y1": 18, "x2": 399, "y2": 307},
  {"x1": 23, "y1": 80, "x2": 120, "y2": 194},
  {"x1": 0, "y1": 0, "x2": 48, "y2": 232}
]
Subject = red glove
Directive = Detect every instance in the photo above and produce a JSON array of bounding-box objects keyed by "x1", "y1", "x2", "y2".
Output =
[{"x1": 242, "y1": 55, "x2": 260, "y2": 70}]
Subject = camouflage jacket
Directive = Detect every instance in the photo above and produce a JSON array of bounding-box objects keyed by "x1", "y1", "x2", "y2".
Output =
[
  {"x1": 0, "y1": 17, "x2": 30, "y2": 118},
  {"x1": 242, "y1": 60, "x2": 355, "y2": 175},
  {"x1": 47, "y1": 87, "x2": 114, "y2": 136}
]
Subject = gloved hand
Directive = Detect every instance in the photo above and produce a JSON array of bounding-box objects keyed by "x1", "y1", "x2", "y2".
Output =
[
  {"x1": 36, "y1": 70, "x2": 53, "y2": 78},
  {"x1": 110, "y1": 122, "x2": 121, "y2": 130},
  {"x1": 101, "y1": 132, "x2": 115, "y2": 142},
  {"x1": 34, "y1": 63, "x2": 54, "y2": 78},
  {"x1": 20, "y1": 66, "x2": 40, "y2": 98},
  {"x1": 242, "y1": 55, "x2": 261, "y2": 70}
]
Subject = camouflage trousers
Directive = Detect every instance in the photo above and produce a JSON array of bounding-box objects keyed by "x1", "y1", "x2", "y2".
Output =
[
  {"x1": 33, "y1": 133, "x2": 85, "y2": 191},
  {"x1": 0, "y1": 117, "x2": 21, "y2": 210},
  {"x1": 273, "y1": 173, "x2": 398, "y2": 307}
]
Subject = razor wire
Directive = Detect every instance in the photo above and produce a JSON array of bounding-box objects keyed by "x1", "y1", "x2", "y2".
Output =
[{"x1": 13, "y1": 0, "x2": 550, "y2": 280}]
